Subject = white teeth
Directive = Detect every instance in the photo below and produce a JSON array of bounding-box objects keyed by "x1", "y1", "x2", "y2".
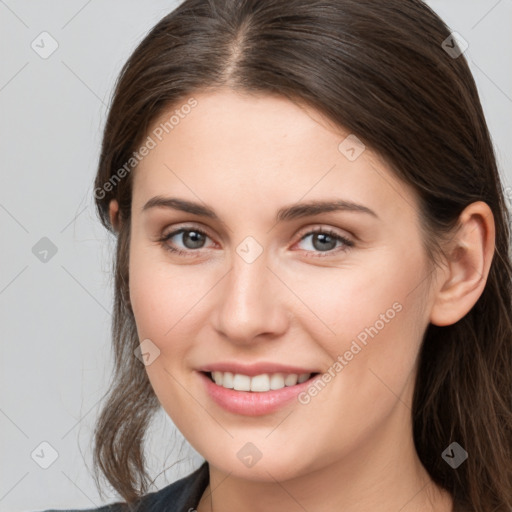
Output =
[
  {"x1": 209, "y1": 371, "x2": 312, "y2": 392},
  {"x1": 284, "y1": 374, "x2": 298, "y2": 386},
  {"x1": 250, "y1": 374, "x2": 270, "y2": 392},
  {"x1": 233, "y1": 374, "x2": 251, "y2": 391},
  {"x1": 222, "y1": 371, "x2": 234, "y2": 388},
  {"x1": 269, "y1": 373, "x2": 285, "y2": 390}
]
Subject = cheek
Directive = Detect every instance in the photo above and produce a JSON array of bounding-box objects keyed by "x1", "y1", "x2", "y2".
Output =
[
  {"x1": 129, "y1": 239, "x2": 198, "y2": 337},
  {"x1": 128, "y1": 242, "x2": 223, "y2": 376},
  {"x1": 289, "y1": 246, "x2": 429, "y2": 423},
  {"x1": 127, "y1": 247, "x2": 210, "y2": 425},
  {"x1": 285, "y1": 256, "x2": 428, "y2": 462},
  {"x1": 287, "y1": 248, "x2": 426, "y2": 356}
]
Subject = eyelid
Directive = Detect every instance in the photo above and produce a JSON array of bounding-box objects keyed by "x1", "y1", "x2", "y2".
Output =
[
  {"x1": 294, "y1": 223, "x2": 353, "y2": 242},
  {"x1": 160, "y1": 221, "x2": 217, "y2": 242}
]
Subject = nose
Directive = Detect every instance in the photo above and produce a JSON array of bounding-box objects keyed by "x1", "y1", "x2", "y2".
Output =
[{"x1": 212, "y1": 243, "x2": 290, "y2": 345}]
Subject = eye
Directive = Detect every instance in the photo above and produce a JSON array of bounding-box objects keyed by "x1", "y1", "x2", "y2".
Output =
[
  {"x1": 158, "y1": 226, "x2": 214, "y2": 256},
  {"x1": 295, "y1": 228, "x2": 354, "y2": 257}
]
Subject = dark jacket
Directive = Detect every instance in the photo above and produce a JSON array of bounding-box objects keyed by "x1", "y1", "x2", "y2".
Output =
[{"x1": 39, "y1": 462, "x2": 209, "y2": 512}]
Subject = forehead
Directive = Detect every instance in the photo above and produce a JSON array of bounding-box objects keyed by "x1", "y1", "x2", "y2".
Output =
[{"x1": 132, "y1": 89, "x2": 419, "y2": 223}]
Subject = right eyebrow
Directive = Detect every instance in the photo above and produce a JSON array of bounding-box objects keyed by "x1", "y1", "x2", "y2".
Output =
[{"x1": 142, "y1": 196, "x2": 218, "y2": 219}]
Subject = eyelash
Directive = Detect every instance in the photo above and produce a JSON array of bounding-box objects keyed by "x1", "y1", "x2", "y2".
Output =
[{"x1": 157, "y1": 225, "x2": 354, "y2": 258}]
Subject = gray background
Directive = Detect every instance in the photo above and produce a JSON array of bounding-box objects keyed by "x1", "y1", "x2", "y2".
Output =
[{"x1": 1, "y1": 1, "x2": 511, "y2": 511}]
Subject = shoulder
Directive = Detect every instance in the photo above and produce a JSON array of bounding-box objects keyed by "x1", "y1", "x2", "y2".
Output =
[
  {"x1": 37, "y1": 461, "x2": 210, "y2": 512},
  {"x1": 37, "y1": 505, "x2": 124, "y2": 512},
  {"x1": 40, "y1": 506, "x2": 122, "y2": 512}
]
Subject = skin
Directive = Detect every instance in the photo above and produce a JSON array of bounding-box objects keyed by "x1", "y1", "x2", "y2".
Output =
[{"x1": 109, "y1": 89, "x2": 494, "y2": 512}]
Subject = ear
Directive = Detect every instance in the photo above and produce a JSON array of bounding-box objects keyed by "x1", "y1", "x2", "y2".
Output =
[
  {"x1": 109, "y1": 199, "x2": 121, "y2": 232},
  {"x1": 430, "y1": 201, "x2": 495, "y2": 326}
]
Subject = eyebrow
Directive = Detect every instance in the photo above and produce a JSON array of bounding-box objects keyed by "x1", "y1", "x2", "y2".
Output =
[{"x1": 141, "y1": 196, "x2": 378, "y2": 221}]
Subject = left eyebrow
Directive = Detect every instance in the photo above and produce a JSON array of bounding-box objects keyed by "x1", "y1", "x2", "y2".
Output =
[
  {"x1": 141, "y1": 196, "x2": 378, "y2": 221},
  {"x1": 276, "y1": 199, "x2": 378, "y2": 221}
]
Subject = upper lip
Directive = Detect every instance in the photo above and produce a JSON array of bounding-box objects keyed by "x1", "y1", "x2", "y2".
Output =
[{"x1": 198, "y1": 362, "x2": 319, "y2": 377}]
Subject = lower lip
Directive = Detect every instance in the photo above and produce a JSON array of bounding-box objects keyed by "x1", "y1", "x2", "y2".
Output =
[{"x1": 198, "y1": 371, "x2": 318, "y2": 416}]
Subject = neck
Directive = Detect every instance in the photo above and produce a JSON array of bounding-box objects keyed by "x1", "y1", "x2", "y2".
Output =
[{"x1": 196, "y1": 391, "x2": 454, "y2": 512}]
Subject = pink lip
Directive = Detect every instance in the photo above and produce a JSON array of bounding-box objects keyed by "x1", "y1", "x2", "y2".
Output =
[
  {"x1": 197, "y1": 370, "x2": 320, "y2": 416},
  {"x1": 198, "y1": 361, "x2": 318, "y2": 376}
]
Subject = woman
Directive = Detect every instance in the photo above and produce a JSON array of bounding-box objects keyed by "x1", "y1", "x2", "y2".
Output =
[{"x1": 43, "y1": 0, "x2": 512, "y2": 511}]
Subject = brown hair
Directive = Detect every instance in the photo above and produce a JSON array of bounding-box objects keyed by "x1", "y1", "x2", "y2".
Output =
[{"x1": 92, "y1": 1, "x2": 512, "y2": 510}]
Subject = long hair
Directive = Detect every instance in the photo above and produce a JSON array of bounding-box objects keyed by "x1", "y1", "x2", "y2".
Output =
[{"x1": 92, "y1": 1, "x2": 512, "y2": 510}]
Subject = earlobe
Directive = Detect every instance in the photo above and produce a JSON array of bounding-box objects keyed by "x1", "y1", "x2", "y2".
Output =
[
  {"x1": 429, "y1": 201, "x2": 495, "y2": 326},
  {"x1": 108, "y1": 199, "x2": 121, "y2": 232}
]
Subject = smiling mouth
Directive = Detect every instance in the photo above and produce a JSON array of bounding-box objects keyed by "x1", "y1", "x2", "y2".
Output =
[{"x1": 203, "y1": 371, "x2": 320, "y2": 392}]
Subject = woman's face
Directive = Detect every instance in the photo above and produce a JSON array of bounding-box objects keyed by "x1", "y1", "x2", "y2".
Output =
[{"x1": 127, "y1": 89, "x2": 436, "y2": 481}]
